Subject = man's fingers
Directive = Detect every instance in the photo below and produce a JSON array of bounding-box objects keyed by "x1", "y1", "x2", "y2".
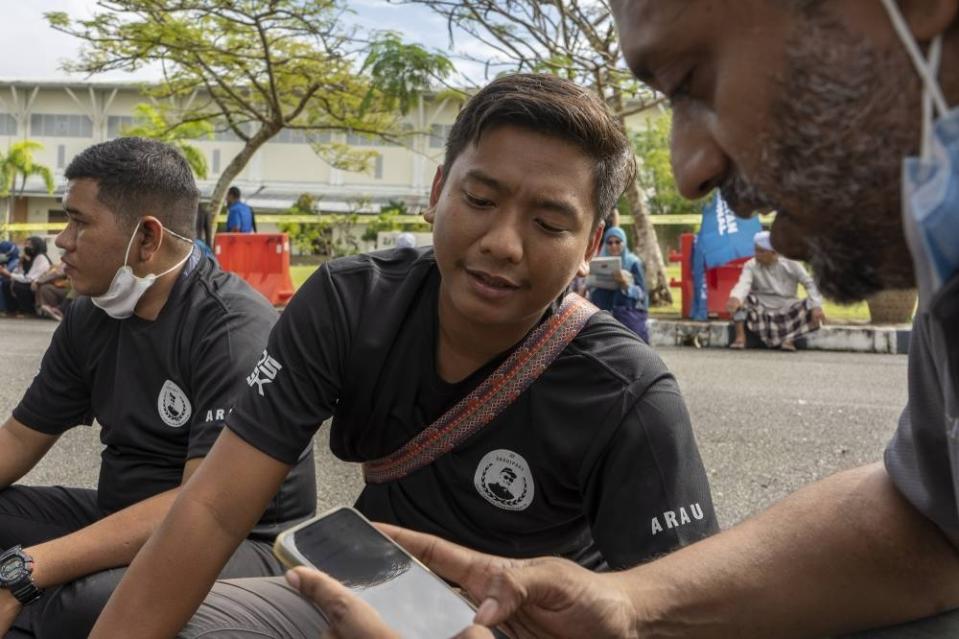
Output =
[
  {"x1": 378, "y1": 523, "x2": 505, "y2": 591},
  {"x1": 473, "y1": 558, "x2": 584, "y2": 627},
  {"x1": 452, "y1": 625, "x2": 497, "y2": 639},
  {"x1": 286, "y1": 568, "x2": 393, "y2": 638}
]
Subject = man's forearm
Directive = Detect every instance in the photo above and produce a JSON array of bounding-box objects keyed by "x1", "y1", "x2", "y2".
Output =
[
  {"x1": 623, "y1": 463, "x2": 959, "y2": 639},
  {"x1": 25, "y1": 488, "x2": 179, "y2": 589},
  {"x1": 90, "y1": 490, "x2": 249, "y2": 638},
  {"x1": 90, "y1": 428, "x2": 291, "y2": 638}
]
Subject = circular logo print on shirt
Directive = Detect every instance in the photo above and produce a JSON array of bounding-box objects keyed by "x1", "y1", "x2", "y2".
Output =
[
  {"x1": 474, "y1": 449, "x2": 535, "y2": 511},
  {"x1": 157, "y1": 379, "x2": 191, "y2": 428}
]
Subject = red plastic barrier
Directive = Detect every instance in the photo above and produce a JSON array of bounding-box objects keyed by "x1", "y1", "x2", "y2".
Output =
[
  {"x1": 214, "y1": 233, "x2": 295, "y2": 306},
  {"x1": 668, "y1": 232, "x2": 749, "y2": 319},
  {"x1": 707, "y1": 257, "x2": 749, "y2": 319}
]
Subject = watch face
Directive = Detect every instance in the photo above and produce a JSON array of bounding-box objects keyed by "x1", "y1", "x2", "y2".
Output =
[{"x1": 0, "y1": 556, "x2": 24, "y2": 582}]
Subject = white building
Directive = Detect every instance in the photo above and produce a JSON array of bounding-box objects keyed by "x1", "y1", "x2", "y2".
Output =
[{"x1": 0, "y1": 79, "x2": 463, "y2": 232}]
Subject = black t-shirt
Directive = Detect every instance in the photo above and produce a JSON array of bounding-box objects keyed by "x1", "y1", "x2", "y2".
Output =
[
  {"x1": 14, "y1": 249, "x2": 316, "y2": 538},
  {"x1": 230, "y1": 248, "x2": 717, "y2": 568}
]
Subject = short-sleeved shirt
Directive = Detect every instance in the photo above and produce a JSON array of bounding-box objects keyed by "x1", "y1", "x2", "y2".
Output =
[
  {"x1": 885, "y1": 274, "x2": 959, "y2": 543},
  {"x1": 226, "y1": 202, "x2": 254, "y2": 233},
  {"x1": 229, "y1": 248, "x2": 718, "y2": 569},
  {"x1": 13, "y1": 249, "x2": 317, "y2": 539}
]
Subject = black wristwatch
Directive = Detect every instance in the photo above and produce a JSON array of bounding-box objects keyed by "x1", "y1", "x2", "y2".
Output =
[{"x1": 0, "y1": 546, "x2": 42, "y2": 605}]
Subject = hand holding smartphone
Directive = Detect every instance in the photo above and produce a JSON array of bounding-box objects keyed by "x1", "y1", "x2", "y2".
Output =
[{"x1": 274, "y1": 506, "x2": 508, "y2": 639}]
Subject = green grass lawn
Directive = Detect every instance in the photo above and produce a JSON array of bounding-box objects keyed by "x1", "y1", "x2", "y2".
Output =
[{"x1": 290, "y1": 262, "x2": 871, "y2": 323}]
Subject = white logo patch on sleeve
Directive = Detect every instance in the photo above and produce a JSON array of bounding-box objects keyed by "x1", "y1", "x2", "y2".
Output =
[
  {"x1": 474, "y1": 449, "x2": 535, "y2": 511},
  {"x1": 158, "y1": 379, "x2": 192, "y2": 428},
  {"x1": 247, "y1": 350, "x2": 283, "y2": 397}
]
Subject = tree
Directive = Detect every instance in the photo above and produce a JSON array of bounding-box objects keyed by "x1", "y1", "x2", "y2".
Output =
[
  {"x1": 0, "y1": 141, "x2": 55, "y2": 238},
  {"x1": 47, "y1": 0, "x2": 452, "y2": 237},
  {"x1": 278, "y1": 193, "x2": 365, "y2": 259},
  {"x1": 392, "y1": 0, "x2": 673, "y2": 304},
  {"x1": 633, "y1": 112, "x2": 706, "y2": 217},
  {"x1": 121, "y1": 103, "x2": 213, "y2": 179}
]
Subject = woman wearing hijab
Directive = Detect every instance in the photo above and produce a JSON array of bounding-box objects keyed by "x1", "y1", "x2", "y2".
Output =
[
  {"x1": 588, "y1": 226, "x2": 649, "y2": 342},
  {"x1": 0, "y1": 236, "x2": 52, "y2": 316}
]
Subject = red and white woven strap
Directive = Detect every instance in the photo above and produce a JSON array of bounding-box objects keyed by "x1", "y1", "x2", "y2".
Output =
[{"x1": 362, "y1": 293, "x2": 598, "y2": 484}]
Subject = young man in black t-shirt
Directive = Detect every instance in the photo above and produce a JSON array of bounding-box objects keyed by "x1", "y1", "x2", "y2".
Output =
[
  {"x1": 0, "y1": 138, "x2": 316, "y2": 638},
  {"x1": 94, "y1": 74, "x2": 717, "y2": 637}
]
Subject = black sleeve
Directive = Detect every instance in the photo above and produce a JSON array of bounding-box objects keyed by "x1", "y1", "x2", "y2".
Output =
[
  {"x1": 227, "y1": 263, "x2": 351, "y2": 464},
  {"x1": 581, "y1": 374, "x2": 719, "y2": 569},
  {"x1": 185, "y1": 303, "x2": 278, "y2": 460},
  {"x1": 13, "y1": 305, "x2": 91, "y2": 434}
]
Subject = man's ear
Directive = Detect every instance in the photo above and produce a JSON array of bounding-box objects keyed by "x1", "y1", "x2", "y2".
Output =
[
  {"x1": 424, "y1": 167, "x2": 445, "y2": 225},
  {"x1": 577, "y1": 222, "x2": 606, "y2": 277},
  {"x1": 896, "y1": 0, "x2": 958, "y2": 41},
  {"x1": 135, "y1": 216, "x2": 164, "y2": 263}
]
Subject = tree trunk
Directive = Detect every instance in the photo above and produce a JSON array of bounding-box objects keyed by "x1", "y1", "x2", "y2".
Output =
[
  {"x1": 623, "y1": 178, "x2": 672, "y2": 305},
  {"x1": 206, "y1": 125, "x2": 279, "y2": 242},
  {"x1": 608, "y1": 88, "x2": 672, "y2": 306}
]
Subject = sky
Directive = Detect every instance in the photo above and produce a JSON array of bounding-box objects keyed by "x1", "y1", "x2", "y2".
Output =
[{"x1": 0, "y1": 0, "x2": 490, "y2": 83}]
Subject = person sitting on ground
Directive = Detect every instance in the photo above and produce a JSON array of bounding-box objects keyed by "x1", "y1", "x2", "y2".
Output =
[
  {"x1": 726, "y1": 231, "x2": 824, "y2": 351},
  {"x1": 225, "y1": 186, "x2": 254, "y2": 233},
  {"x1": 32, "y1": 260, "x2": 71, "y2": 321},
  {"x1": 93, "y1": 73, "x2": 718, "y2": 638},
  {"x1": 587, "y1": 226, "x2": 649, "y2": 343},
  {"x1": 0, "y1": 237, "x2": 53, "y2": 318},
  {"x1": 0, "y1": 241, "x2": 20, "y2": 315},
  {"x1": 0, "y1": 137, "x2": 316, "y2": 639}
]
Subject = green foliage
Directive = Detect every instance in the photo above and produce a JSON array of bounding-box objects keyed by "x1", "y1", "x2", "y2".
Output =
[
  {"x1": 122, "y1": 104, "x2": 212, "y2": 178},
  {"x1": 277, "y1": 193, "x2": 364, "y2": 258},
  {"x1": 363, "y1": 32, "x2": 454, "y2": 115},
  {"x1": 0, "y1": 141, "x2": 55, "y2": 198},
  {"x1": 632, "y1": 112, "x2": 705, "y2": 216},
  {"x1": 360, "y1": 199, "x2": 423, "y2": 242}
]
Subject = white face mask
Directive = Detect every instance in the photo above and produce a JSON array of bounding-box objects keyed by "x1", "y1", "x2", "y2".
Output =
[
  {"x1": 92, "y1": 220, "x2": 194, "y2": 319},
  {"x1": 881, "y1": 0, "x2": 959, "y2": 311}
]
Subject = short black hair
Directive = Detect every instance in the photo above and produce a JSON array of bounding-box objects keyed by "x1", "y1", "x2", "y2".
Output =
[
  {"x1": 227, "y1": 186, "x2": 241, "y2": 199},
  {"x1": 65, "y1": 137, "x2": 199, "y2": 236},
  {"x1": 443, "y1": 73, "x2": 635, "y2": 227}
]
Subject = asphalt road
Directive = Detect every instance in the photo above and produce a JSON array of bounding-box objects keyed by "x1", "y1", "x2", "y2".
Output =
[{"x1": 4, "y1": 317, "x2": 907, "y2": 530}]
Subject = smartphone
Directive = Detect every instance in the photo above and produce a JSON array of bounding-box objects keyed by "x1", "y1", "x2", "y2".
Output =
[{"x1": 274, "y1": 506, "x2": 509, "y2": 639}]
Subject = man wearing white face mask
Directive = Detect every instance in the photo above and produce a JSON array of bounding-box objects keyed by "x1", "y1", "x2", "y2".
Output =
[
  {"x1": 222, "y1": 2, "x2": 959, "y2": 638},
  {"x1": 0, "y1": 137, "x2": 317, "y2": 638}
]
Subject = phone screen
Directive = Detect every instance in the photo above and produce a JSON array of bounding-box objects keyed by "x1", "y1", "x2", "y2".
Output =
[{"x1": 286, "y1": 508, "x2": 504, "y2": 638}]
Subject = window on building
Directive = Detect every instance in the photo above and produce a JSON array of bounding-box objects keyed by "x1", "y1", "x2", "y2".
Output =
[
  {"x1": 0, "y1": 114, "x2": 17, "y2": 135},
  {"x1": 374, "y1": 155, "x2": 383, "y2": 179},
  {"x1": 347, "y1": 131, "x2": 378, "y2": 147},
  {"x1": 212, "y1": 121, "x2": 253, "y2": 142},
  {"x1": 271, "y1": 128, "x2": 334, "y2": 144},
  {"x1": 57, "y1": 145, "x2": 66, "y2": 169},
  {"x1": 48, "y1": 208, "x2": 68, "y2": 224},
  {"x1": 212, "y1": 149, "x2": 221, "y2": 174},
  {"x1": 107, "y1": 116, "x2": 136, "y2": 138},
  {"x1": 429, "y1": 124, "x2": 452, "y2": 149},
  {"x1": 30, "y1": 114, "x2": 93, "y2": 138}
]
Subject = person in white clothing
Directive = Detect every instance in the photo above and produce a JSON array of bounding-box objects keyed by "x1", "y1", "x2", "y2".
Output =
[{"x1": 726, "y1": 231, "x2": 825, "y2": 351}]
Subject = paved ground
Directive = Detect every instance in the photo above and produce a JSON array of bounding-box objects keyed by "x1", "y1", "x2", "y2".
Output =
[{"x1": 4, "y1": 317, "x2": 907, "y2": 530}]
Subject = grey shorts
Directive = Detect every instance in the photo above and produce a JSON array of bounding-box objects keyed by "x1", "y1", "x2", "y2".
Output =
[{"x1": 179, "y1": 577, "x2": 328, "y2": 639}]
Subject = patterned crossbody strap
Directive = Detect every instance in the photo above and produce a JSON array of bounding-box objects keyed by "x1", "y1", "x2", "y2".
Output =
[{"x1": 363, "y1": 293, "x2": 598, "y2": 484}]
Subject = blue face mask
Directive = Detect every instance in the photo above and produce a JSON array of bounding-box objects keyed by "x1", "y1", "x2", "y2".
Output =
[{"x1": 883, "y1": 0, "x2": 959, "y2": 310}]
